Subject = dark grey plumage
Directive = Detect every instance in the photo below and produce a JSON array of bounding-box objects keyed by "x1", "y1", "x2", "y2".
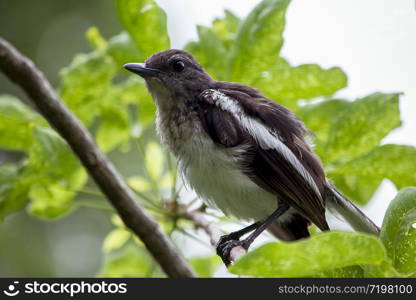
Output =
[{"x1": 124, "y1": 49, "x2": 380, "y2": 263}]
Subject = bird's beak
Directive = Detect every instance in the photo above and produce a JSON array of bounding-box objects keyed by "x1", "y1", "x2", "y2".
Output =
[{"x1": 123, "y1": 63, "x2": 159, "y2": 78}]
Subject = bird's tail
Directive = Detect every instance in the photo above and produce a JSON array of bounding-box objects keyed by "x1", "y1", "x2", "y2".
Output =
[
  {"x1": 268, "y1": 184, "x2": 380, "y2": 241},
  {"x1": 324, "y1": 184, "x2": 380, "y2": 236}
]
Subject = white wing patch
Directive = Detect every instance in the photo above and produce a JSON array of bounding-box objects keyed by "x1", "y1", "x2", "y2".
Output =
[{"x1": 207, "y1": 89, "x2": 322, "y2": 198}]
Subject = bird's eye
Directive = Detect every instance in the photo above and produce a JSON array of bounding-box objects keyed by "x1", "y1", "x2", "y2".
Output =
[{"x1": 172, "y1": 60, "x2": 185, "y2": 72}]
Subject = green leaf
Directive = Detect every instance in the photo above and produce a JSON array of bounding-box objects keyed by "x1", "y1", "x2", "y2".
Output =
[
  {"x1": 116, "y1": 0, "x2": 170, "y2": 57},
  {"x1": 332, "y1": 145, "x2": 416, "y2": 190},
  {"x1": 96, "y1": 105, "x2": 130, "y2": 152},
  {"x1": 189, "y1": 256, "x2": 222, "y2": 278},
  {"x1": 254, "y1": 60, "x2": 347, "y2": 109},
  {"x1": 86, "y1": 27, "x2": 107, "y2": 51},
  {"x1": 103, "y1": 78, "x2": 155, "y2": 128},
  {"x1": 298, "y1": 99, "x2": 350, "y2": 154},
  {"x1": 330, "y1": 175, "x2": 381, "y2": 205},
  {"x1": 28, "y1": 182, "x2": 78, "y2": 218},
  {"x1": 26, "y1": 127, "x2": 87, "y2": 219},
  {"x1": 380, "y1": 187, "x2": 416, "y2": 274},
  {"x1": 185, "y1": 10, "x2": 240, "y2": 80},
  {"x1": 106, "y1": 31, "x2": 143, "y2": 66},
  {"x1": 298, "y1": 99, "x2": 381, "y2": 205},
  {"x1": 103, "y1": 228, "x2": 131, "y2": 253},
  {"x1": 315, "y1": 265, "x2": 364, "y2": 278},
  {"x1": 120, "y1": 79, "x2": 155, "y2": 127},
  {"x1": 0, "y1": 95, "x2": 41, "y2": 151},
  {"x1": 229, "y1": 231, "x2": 386, "y2": 277},
  {"x1": 145, "y1": 142, "x2": 164, "y2": 180},
  {"x1": 27, "y1": 166, "x2": 87, "y2": 219},
  {"x1": 229, "y1": 0, "x2": 290, "y2": 83},
  {"x1": 394, "y1": 210, "x2": 416, "y2": 275},
  {"x1": 223, "y1": 0, "x2": 346, "y2": 107},
  {"x1": 186, "y1": 26, "x2": 228, "y2": 80},
  {"x1": 0, "y1": 164, "x2": 31, "y2": 221},
  {"x1": 212, "y1": 10, "x2": 240, "y2": 48},
  {"x1": 361, "y1": 261, "x2": 399, "y2": 278},
  {"x1": 111, "y1": 214, "x2": 125, "y2": 227},
  {"x1": 59, "y1": 51, "x2": 116, "y2": 126},
  {"x1": 100, "y1": 243, "x2": 163, "y2": 277},
  {"x1": 27, "y1": 127, "x2": 83, "y2": 180},
  {"x1": 159, "y1": 172, "x2": 174, "y2": 190},
  {"x1": 0, "y1": 96, "x2": 89, "y2": 219},
  {"x1": 299, "y1": 99, "x2": 350, "y2": 138},
  {"x1": 127, "y1": 176, "x2": 151, "y2": 192},
  {"x1": 323, "y1": 93, "x2": 401, "y2": 163}
]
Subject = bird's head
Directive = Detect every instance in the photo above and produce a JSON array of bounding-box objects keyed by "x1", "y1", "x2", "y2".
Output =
[{"x1": 124, "y1": 49, "x2": 213, "y2": 109}]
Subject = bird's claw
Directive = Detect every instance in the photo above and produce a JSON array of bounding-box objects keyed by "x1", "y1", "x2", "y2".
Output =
[{"x1": 216, "y1": 235, "x2": 247, "y2": 266}]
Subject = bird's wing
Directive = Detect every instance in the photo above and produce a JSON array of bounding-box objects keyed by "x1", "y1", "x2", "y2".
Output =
[
  {"x1": 198, "y1": 90, "x2": 250, "y2": 147},
  {"x1": 198, "y1": 89, "x2": 329, "y2": 230}
]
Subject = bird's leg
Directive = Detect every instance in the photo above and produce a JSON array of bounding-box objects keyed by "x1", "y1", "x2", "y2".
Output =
[
  {"x1": 217, "y1": 203, "x2": 290, "y2": 266},
  {"x1": 216, "y1": 221, "x2": 261, "y2": 248}
]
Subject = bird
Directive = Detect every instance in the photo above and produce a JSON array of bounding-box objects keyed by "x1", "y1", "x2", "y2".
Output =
[{"x1": 123, "y1": 49, "x2": 380, "y2": 265}]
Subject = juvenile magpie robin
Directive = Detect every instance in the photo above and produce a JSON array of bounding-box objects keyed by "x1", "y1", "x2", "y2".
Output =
[{"x1": 124, "y1": 49, "x2": 380, "y2": 265}]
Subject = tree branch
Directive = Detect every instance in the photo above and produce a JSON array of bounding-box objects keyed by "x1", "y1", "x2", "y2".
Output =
[
  {"x1": 0, "y1": 37, "x2": 196, "y2": 278},
  {"x1": 179, "y1": 208, "x2": 247, "y2": 264}
]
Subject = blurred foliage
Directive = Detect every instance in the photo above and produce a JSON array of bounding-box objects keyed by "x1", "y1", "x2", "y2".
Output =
[
  {"x1": 189, "y1": 255, "x2": 222, "y2": 278},
  {"x1": 0, "y1": 0, "x2": 415, "y2": 278},
  {"x1": 100, "y1": 242, "x2": 164, "y2": 277}
]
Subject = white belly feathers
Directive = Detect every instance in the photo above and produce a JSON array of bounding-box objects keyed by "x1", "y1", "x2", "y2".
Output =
[{"x1": 180, "y1": 133, "x2": 278, "y2": 221}]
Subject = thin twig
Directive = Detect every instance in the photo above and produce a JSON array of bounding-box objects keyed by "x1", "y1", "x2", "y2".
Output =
[
  {"x1": 179, "y1": 208, "x2": 247, "y2": 264},
  {"x1": 0, "y1": 37, "x2": 195, "y2": 278}
]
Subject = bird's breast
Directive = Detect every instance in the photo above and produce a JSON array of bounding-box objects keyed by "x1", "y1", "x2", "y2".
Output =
[
  {"x1": 156, "y1": 107, "x2": 278, "y2": 221},
  {"x1": 183, "y1": 135, "x2": 279, "y2": 221}
]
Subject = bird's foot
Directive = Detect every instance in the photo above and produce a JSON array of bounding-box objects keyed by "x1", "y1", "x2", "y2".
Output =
[{"x1": 216, "y1": 235, "x2": 249, "y2": 266}]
